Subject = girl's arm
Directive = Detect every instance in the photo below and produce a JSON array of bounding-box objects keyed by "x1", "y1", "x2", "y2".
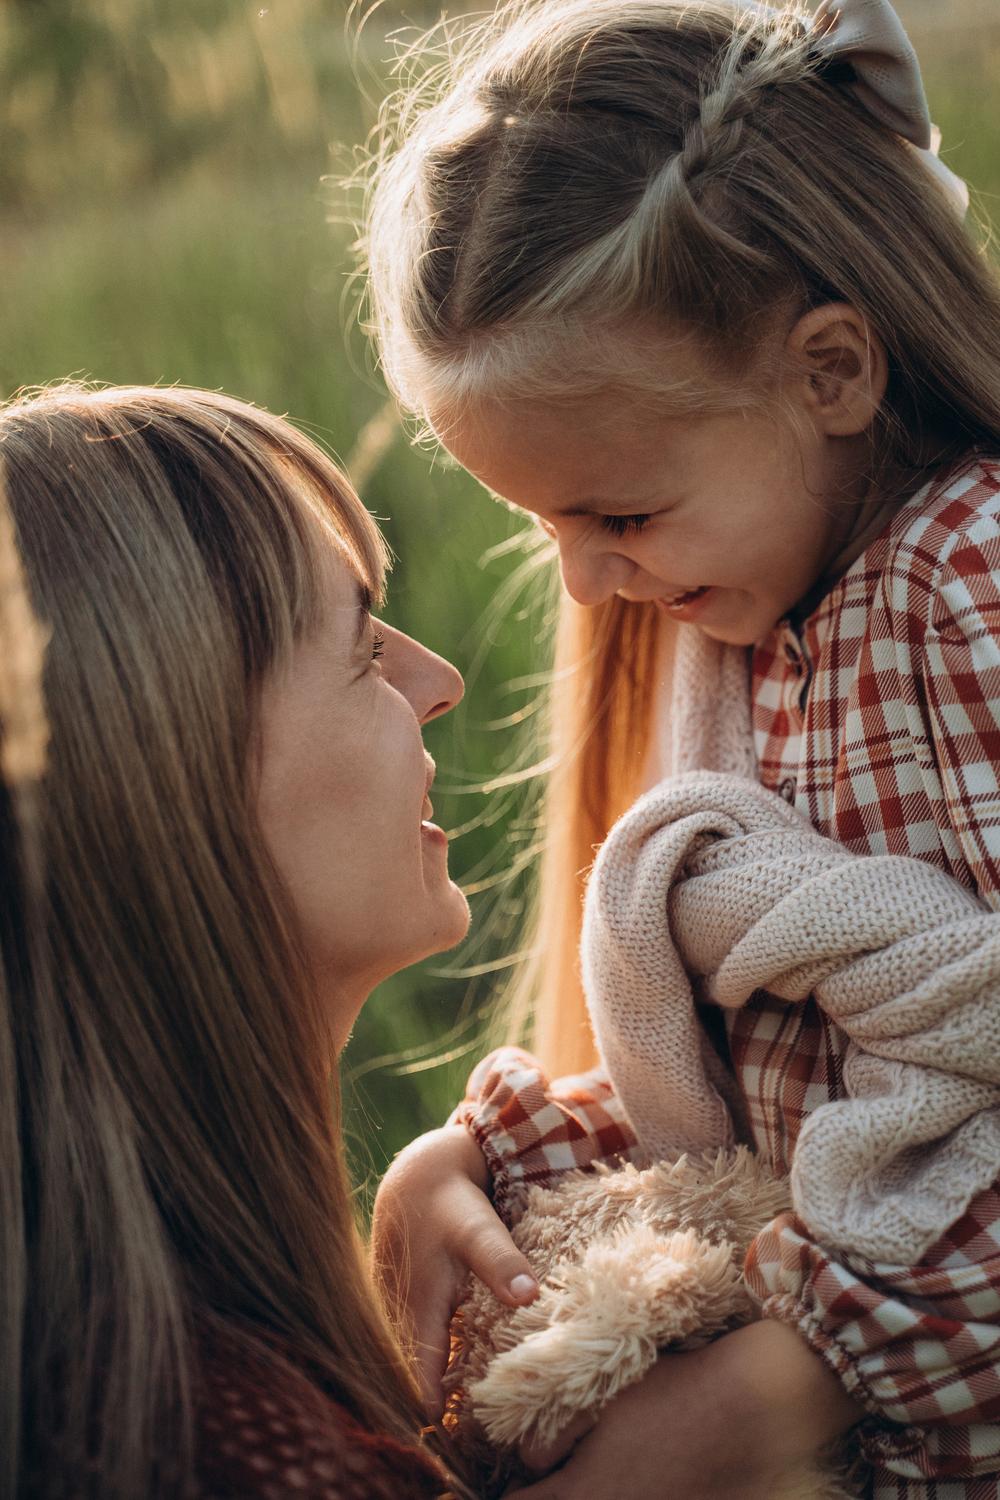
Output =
[
  {"x1": 370, "y1": 1047, "x2": 640, "y2": 1411},
  {"x1": 450, "y1": 1045, "x2": 641, "y2": 1220},
  {"x1": 744, "y1": 1199, "x2": 1000, "y2": 1479},
  {"x1": 437, "y1": 1061, "x2": 1000, "y2": 1489}
]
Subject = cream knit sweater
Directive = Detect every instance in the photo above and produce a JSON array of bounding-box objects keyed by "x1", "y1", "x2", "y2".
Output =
[{"x1": 582, "y1": 625, "x2": 1000, "y2": 1265}]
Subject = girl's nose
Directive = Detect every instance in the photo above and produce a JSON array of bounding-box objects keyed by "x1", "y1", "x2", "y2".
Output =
[
  {"x1": 382, "y1": 625, "x2": 464, "y2": 724},
  {"x1": 557, "y1": 541, "x2": 635, "y2": 607}
]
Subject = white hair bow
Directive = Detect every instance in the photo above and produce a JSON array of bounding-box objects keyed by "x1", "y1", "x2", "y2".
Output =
[{"x1": 810, "y1": 0, "x2": 970, "y2": 217}]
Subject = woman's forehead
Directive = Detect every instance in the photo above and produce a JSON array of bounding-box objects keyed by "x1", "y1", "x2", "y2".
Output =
[{"x1": 293, "y1": 472, "x2": 387, "y2": 598}]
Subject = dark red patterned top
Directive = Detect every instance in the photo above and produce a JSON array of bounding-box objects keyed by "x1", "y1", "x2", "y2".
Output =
[{"x1": 194, "y1": 1324, "x2": 448, "y2": 1500}]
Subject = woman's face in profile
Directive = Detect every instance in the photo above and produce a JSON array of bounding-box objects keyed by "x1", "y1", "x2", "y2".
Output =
[{"x1": 256, "y1": 543, "x2": 469, "y2": 1049}]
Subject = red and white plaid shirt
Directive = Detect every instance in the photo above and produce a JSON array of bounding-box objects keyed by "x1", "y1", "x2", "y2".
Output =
[{"x1": 456, "y1": 457, "x2": 1000, "y2": 1498}]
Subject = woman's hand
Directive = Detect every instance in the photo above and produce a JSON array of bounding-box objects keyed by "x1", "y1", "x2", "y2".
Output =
[
  {"x1": 371, "y1": 1124, "x2": 538, "y2": 1414},
  {"x1": 504, "y1": 1318, "x2": 862, "y2": 1500}
]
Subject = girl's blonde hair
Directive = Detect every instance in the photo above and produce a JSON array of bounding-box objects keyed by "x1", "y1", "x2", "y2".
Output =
[
  {"x1": 0, "y1": 385, "x2": 428, "y2": 1496},
  {"x1": 363, "y1": 0, "x2": 1000, "y2": 1073}
]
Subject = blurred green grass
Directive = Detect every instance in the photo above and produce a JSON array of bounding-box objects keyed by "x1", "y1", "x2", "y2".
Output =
[{"x1": 2, "y1": 0, "x2": 998, "y2": 1189}]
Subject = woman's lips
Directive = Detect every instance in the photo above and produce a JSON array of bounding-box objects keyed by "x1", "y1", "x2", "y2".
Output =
[{"x1": 421, "y1": 796, "x2": 448, "y2": 845}]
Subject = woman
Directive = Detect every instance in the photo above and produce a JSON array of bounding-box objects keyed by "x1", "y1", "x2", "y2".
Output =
[{"x1": 0, "y1": 383, "x2": 469, "y2": 1499}]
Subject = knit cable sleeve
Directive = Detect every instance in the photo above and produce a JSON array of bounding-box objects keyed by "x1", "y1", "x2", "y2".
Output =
[
  {"x1": 449, "y1": 1046, "x2": 640, "y2": 1224},
  {"x1": 745, "y1": 1187, "x2": 1000, "y2": 1484}
]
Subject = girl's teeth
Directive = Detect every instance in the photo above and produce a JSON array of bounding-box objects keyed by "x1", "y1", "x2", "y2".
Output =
[{"x1": 663, "y1": 586, "x2": 707, "y2": 608}]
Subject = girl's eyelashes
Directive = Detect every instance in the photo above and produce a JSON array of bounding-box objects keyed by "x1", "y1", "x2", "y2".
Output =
[
  {"x1": 531, "y1": 510, "x2": 653, "y2": 539},
  {"x1": 601, "y1": 513, "x2": 652, "y2": 537},
  {"x1": 371, "y1": 631, "x2": 385, "y2": 661}
]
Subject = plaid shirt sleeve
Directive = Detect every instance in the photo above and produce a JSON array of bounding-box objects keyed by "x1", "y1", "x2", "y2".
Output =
[
  {"x1": 922, "y1": 521, "x2": 1000, "y2": 907},
  {"x1": 745, "y1": 1194, "x2": 1000, "y2": 1483},
  {"x1": 450, "y1": 1046, "x2": 640, "y2": 1224}
]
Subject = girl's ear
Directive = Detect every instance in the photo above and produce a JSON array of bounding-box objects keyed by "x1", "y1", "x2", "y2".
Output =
[{"x1": 786, "y1": 303, "x2": 889, "y2": 436}]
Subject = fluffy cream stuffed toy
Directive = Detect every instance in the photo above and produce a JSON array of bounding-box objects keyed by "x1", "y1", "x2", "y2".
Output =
[{"x1": 443, "y1": 1147, "x2": 860, "y2": 1499}]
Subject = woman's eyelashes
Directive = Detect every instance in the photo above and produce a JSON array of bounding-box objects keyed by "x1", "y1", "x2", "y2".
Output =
[
  {"x1": 601, "y1": 512, "x2": 651, "y2": 537},
  {"x1": 371, "y1": 631, "x2": 385, "y2": 661}
]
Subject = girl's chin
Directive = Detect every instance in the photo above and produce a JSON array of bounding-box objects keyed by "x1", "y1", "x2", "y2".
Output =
[
  {"x1": 680, "y1": 594, "x2": 776, "y2": 648},
  {"x1": 698, "y1": 624, "x2": 764, "y2": 647}
]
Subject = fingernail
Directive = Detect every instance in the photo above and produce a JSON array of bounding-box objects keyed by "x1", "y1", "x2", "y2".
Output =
[{"x1": 509, "y1": 1273, "x2": 537, "y2": 1300}]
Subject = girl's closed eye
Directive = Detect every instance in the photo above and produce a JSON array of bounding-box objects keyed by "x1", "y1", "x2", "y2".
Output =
[
  {"x1": 601, "y1": 513, "x2": 651, "y2": 537},
  {"x1": 371, "y1": 631, "x2": 385, "y2": 661}
]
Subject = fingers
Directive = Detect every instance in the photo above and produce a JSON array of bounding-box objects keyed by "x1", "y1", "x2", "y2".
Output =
[
  {"x1": 370, "y1": 1128, "x2": 457, "y2": 1317},
  {"x1": 369, "y1": 1124, "x2": 540, "y2": 1417},
  {"x1": 370, "y1": 1190, "x2": 452, "y2": 1416},
  {"x1": 408, "y1": 1285, "x2": 455, "y2": 1417},
  {"x1": 410, "y1": 1179, "x2": 537, "y2": 1416},
  {"x1": 449, "y1": 1178, "x2": 539, "y2": 1307}
]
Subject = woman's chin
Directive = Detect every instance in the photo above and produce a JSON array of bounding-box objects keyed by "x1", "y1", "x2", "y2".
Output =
[
  {"x1": 413, "y1": 882, "x2": 472, "y2": 967},
  {"x1": 419, "y1": 826, "x2": 471, "y2": 947},
  {"x1": 435, "y1": 880, "x2": 472, "y2": 951},
  {"x1": 374, "y1": 884, "x2": 471, "y2": 984}
]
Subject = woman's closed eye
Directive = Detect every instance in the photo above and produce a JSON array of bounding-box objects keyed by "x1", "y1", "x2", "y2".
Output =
[
  {"x1": 601, "y1": 513, "x2": 651, "y2": 537},
  {"x1": 371, "y1": 631, "x2": 385, "y2": 661}
]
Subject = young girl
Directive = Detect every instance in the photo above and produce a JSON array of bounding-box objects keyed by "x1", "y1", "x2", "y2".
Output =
[
  {"x1": 0, "y1": 384, "x2": 470, "y2": 1499},
  {"x1": 362, "y1": 1, "x2": 1000, "y2": 1496}
]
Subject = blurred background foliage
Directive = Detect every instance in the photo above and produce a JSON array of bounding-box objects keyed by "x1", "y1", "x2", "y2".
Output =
[{"x1": 2, "y1": 0, "x2": 998, "y2": 1194}]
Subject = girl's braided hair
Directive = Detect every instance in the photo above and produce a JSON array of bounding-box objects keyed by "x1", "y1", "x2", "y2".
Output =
[
  {"x1": 617, "y1": 18, "x2": 813, "y2": 321},
  {"x1": 366, "y1": 0, "x2": 1000, "y2": 481}
]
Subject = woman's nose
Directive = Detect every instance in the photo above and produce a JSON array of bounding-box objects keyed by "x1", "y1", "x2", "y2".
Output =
[
  {"x1": 557, "y1": 540, "x2": 634, "y2": 607},
  {"x1": 384, "y1": 626, "x2": 464, "y2": 724},
  {"x1": 418, "y1": 649, "x2": 464, "y2": 724}
]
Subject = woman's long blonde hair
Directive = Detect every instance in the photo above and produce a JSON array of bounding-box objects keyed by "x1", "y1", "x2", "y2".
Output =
[
  {"x1": 0, "y1": 385, "x2": 430, "y2": 1497},
  {"x1": 362, "y1": 0, "x2": 1000, "y2": 1074}
]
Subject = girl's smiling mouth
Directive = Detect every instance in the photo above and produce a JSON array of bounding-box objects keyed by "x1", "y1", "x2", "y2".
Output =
[{"x1": 656, "y1": 586, "x2": 712, "y2": 616}]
